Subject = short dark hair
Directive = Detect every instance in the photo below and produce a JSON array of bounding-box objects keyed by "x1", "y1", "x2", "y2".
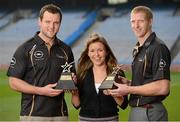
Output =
[{"x1": 39, "y1": 4, "x2": 62, "y2": 22}]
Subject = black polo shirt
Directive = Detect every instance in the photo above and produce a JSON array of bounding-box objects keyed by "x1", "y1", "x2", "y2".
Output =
[
  {"x1": 7, "y1": 32, "x2": 75, "y2": 116},
  {"x1": 129, "y1": 32, "x2": 171, "y2": 107}
]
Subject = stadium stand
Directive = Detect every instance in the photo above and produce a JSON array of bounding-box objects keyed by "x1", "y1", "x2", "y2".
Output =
[
  {"x1": 0, "y1": 3, "x2": 179, "y2": 68},
  {"x1": 73, "y1": 4, "x2": 180, "y2": 64},
  {"x1": 0, "y1": 10, "x2": 86, "y2": 65},
  {"x1": 58, "y1": 11, "x2": 86, "y2": 41}
]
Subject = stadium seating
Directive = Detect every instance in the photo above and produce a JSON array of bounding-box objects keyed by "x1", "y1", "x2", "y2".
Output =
[{"x1": 0, "y1": 5, "x2": 179, "y2": 65}]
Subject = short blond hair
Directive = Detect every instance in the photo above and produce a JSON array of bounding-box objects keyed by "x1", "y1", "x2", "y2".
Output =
[{"x1": 131, "y1": 6, "x2": 153, "y2": 20}]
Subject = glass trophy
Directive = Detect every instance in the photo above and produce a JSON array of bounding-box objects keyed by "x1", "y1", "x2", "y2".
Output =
[
  {"x1": 56, "y1": 62, "x2": 77, "y2": 90},
  {"x1": 99, "y1": 66, "x2": 123, "y2": 90}
]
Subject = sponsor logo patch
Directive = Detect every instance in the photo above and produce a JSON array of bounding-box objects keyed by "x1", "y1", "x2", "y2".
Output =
[
  {"x1": 34, "y1": 51, "x2": 44, "y2": 59},
  {"x1": 159, "y1": 59, "x2": 166, "y2": 70},
  {"x1": 10, "y1": 57, "x2": 16, "y2": 66}
]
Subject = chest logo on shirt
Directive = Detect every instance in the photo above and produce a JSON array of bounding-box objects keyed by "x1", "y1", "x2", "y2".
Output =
[
  {"x1": 159, "y1": 59, "x2": 166, "y2": 69},
  {"x1": 56, "y1": 54, "x2": 66, "y2": 59},
  {"x1": 138, "y1": 58, "x2": 143, "y2": 62},
  {"x1": 34, "y1": 51, "x2": 44, "y2": 59}
]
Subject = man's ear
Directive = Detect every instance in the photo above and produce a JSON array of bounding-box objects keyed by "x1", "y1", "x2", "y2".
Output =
[
  {"x1": 149, "y1": 18, "x2": 153, "y2": 27},
  {"x1": 38, "y1": 18, "x2": 41, "y2": 27}
]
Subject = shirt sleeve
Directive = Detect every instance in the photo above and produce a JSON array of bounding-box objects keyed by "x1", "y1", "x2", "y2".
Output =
[
  {"x1": 7, "y1": 45, "x2": 27, "y2": 79},
  {"x1": 152, "y1": 44, "x2": 171, "y2": 81}
]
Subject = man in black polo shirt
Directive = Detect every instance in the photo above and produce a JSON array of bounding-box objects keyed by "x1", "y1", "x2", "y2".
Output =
[
  {"x1": 108, "y1": 6, "x2": 171, "y2": 121},
  {"x1": 7, "y1": 4, "x2": 75, "y2": 121}
]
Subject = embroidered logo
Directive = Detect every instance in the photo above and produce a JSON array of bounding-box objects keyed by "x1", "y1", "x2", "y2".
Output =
[
  {"x1": 159, "y1": 59, "x2": 166, "y2": 69},
  {"x1": 56, "y1": 54, "x2": 66, "y2": 59},
  {"x1": 10, "y1": 57, "x2": 16, "y2": 66},
  {"x1": 34, "y1": 51, "x2": 44, "y2": 59}
]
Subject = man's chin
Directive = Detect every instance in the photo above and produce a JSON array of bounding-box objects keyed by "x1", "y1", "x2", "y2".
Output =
[{"x1": 47, "y1": 34, "x2": 56, "y2": 39}]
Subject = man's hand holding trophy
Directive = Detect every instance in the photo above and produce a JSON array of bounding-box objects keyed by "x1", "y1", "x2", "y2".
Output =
[
  {"x1": 99, "y1": 64, "x2": 130, "y2": 107},
  {"x1": 99, "y1": 64, "x2": 130, "y2": 90}
]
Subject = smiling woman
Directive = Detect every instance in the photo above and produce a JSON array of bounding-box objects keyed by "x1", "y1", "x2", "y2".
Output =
[{"x1": 71, "y1": 32, "x2": 128, "y2": 121}]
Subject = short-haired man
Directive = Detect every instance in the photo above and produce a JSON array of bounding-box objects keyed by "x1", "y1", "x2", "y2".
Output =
[
  {"x1": 7, "y1": 4, "x2": 75, "y2": 121},
  {"x1": 108, "y1": 6, "x2": 171, "y2": 121}
]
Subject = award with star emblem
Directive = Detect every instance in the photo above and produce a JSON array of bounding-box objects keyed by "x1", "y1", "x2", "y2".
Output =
[
  {"x1": 99, "y1": 65, "x2": 124, "y2": 90},
  {"x1": 56, "y1": 61, "x2": 77, "y2": 90}
]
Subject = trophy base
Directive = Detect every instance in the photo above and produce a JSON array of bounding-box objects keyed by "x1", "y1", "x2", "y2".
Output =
[
  {"x1": 55, "y1": 72, "x2": 77, "y2": 90},
  {"x1": 99, "y1": 74, "x2": 121, "y2": 90},
  {"x1": 98, "y1": 80, "x2": 113, "y2": 90}
]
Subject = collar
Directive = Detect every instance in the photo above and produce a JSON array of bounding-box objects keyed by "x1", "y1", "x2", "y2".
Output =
[
  {"x1": 142, "y1": 32, "x2": 156, "y2": 49},
  {"x1": 34, "y1": 31, "x2": 59, "y2": 46},
  {"x1": 133, "y1": 32, "x2": 156, "y2": 57}
]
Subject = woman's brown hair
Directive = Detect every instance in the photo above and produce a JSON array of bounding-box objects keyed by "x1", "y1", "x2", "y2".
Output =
[{"x1": 77, "y1": 32, "x2": 118, "y2": 84}]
